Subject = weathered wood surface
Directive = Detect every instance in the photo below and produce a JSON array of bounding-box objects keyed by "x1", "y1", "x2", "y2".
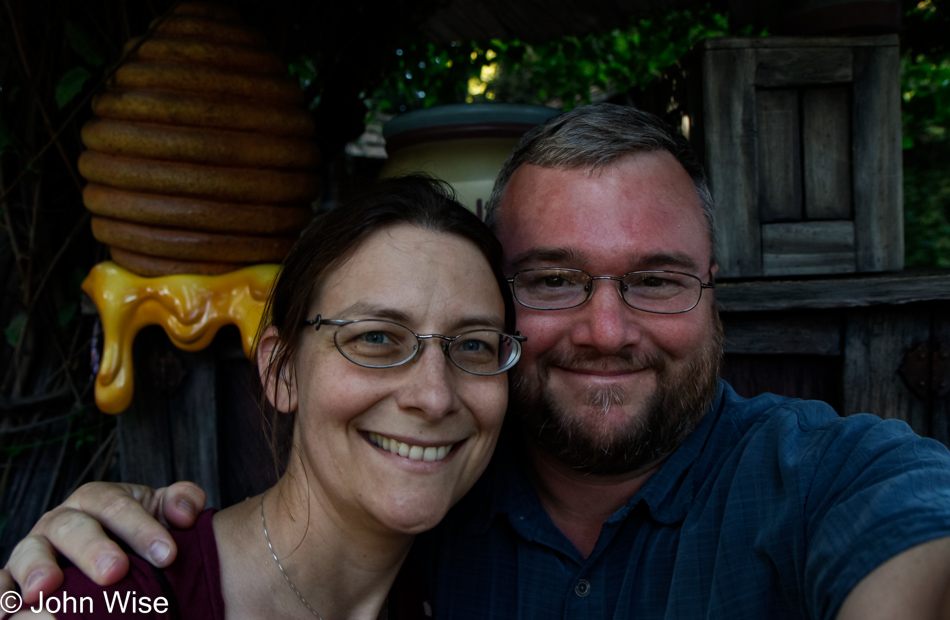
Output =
[
  {"x1": 756, "y1": 89, "x2": 801, "y2": 222},
  {"x1": 699, "y1": 35, "x2": 898, "y2": 50},
  {"x1": 853, "y1": 42, "x2": 903, "y2": 272},
  {"x1": 803, "y1": 86, "x2": 852, "y2": 220},
  {"x1": 696, "y1": 35, "x2": 901, "y2": 278},
  {"x1": 703, "y1": 47, "x2": 760, "y2": 277},
  {"x1": 722, "y1": 299, "x2": 950, "y2": 450},
  {"x1": 722, "y1": 311, "x2": 843, "y2": 355},
  {"x1": 761, "y1": 220, "x2": 856, "y2": 275},
  {"x1": 933, "y1": 313, "x2": 950, "y2": 446},
  {"x1": 755, "y1": 48, "x2": 853, "y2": 86},
  {"x1": 117, "y1": 326, "x2": 222, "y2": 508},
  {"x1": 722, "y1": 354, "x2": 844, "y2": 411},
  {"x1": 842, "y1": 307, "x2": 931, "y2": 434},
  {"x1": 716, "y1": 272, "x2": 950, "y2": 312}
]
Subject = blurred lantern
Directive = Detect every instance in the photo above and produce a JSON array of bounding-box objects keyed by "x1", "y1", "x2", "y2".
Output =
[
  {"x1": 380, "y1": 104, "x2": 559, "y2": 219},
  {"x1": 79, "y1": 2, "x2": 320, "y2": 276}
]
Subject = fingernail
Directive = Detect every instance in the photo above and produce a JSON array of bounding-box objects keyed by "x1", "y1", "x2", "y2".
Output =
[
  {"x1": 95, "y1": 555, "x2": 117, "y2": 578},
  {"x1": 177, "y1": 499, "x2": 196, "y2": 519},
  {"x1": 149, "y1": 541, "x2": 171, "y2": 565},
  {"x1": 25, "y1": 569, "x2": 46, "y2": 594}
]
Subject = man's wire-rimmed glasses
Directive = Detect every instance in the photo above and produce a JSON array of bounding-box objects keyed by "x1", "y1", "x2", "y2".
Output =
[
  {"x1": 303, "y1": 315, "x2": 527, "y2": 376},
  {"x1": 507, "y1": 268, "x2": 715, "y2": 314}
]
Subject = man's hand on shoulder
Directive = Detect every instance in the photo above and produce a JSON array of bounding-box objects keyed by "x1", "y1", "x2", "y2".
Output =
[
  {"x1": 838, "y1": 536, "x2": 950, "y2": 620},
  {"x1": 1, "y1": 481, "x2": 205, "y2": 606}
]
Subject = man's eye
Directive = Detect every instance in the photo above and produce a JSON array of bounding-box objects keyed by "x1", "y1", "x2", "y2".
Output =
[
  {"x1": 543, "y1": 276, "x2": 567, "y2": 287},
  {"x1": 640, "y1": 276, "x2": 670, "y2": 288}
]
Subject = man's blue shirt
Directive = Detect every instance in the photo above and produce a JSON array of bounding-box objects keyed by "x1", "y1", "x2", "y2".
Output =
[{"x1": 414, "y1": 381, "x2": 950, "y2": 619}]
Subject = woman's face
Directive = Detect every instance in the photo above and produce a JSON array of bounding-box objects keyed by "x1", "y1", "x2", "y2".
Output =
[{"x1": 279, "y1": 223, "x2": 509, "y2": 535}]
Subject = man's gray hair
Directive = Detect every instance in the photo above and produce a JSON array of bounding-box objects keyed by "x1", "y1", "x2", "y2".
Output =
[{"x1": 485, "y1": 103, "x2": 716, "y2": 264}]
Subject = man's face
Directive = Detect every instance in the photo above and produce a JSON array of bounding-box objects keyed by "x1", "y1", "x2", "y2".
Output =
[{"x1": 494, "y1": 151, "x2": 722, "y2": 476}]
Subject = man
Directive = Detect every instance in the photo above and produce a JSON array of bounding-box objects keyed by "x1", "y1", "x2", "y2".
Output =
[{"x1": 6, "y1": 104, "x2": 950, "y2": 618}]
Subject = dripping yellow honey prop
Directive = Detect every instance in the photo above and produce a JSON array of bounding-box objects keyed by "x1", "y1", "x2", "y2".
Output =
[{"x1": 83, "y1": 262, "x2": 278, "y2": 413}]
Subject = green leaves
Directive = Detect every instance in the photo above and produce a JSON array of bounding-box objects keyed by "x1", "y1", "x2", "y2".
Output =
[
  {"x1": 5, "y1": 312, "x2": 27, "y2": 347},
  {"x1": 54, "y1": 22, "x2": 104, "y2": 109},
  {"x1": 57, "y1": 301, "x2": 77, "y2": 327},
  {"x1": 368, "y1": 6, "x2": 739, "y2": 114},
  {"x1": 65, "y1": 21, "x2": 105, "y2": 67},
  {"x1": 55, "y1": 66, "x2": 92, "y2": 109}
]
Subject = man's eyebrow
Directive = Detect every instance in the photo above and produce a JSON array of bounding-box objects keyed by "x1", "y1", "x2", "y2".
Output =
[
  {"x1": 508, "y1": 249, "x2": 702, "y2": 274},
  {"x1": 635, "y1": 252, "x2": 700, "y2": 273},
  {"x1": 508, "y1": 248, "x2": 586, "y2": 272}
]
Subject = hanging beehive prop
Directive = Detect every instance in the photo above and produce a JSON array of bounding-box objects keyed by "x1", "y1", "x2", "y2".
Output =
[{"x1": 81, "y1": 2, "x2": 319, "y2": 413}]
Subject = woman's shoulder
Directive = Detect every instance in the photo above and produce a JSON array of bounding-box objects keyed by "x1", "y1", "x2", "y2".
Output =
[{"x1": 33, "y1": 508, "x2": 223, "y2": 619}]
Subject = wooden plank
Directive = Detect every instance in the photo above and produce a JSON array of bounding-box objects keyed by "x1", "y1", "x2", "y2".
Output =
[
  {"x1": 853, "y1": 43, "x2": 904, "y2": 272},
  {"x1": 931, "y1": 302, "x2": 950, "y2": 448},
  {"x1": 702, "y1": 48, "x2": 760, "y2": 277},
  {"x1": 843, "y1": 307, "x2": 930, "y2": 437},
  {"x1": 721, "y1": 311, "x2": 843, "y2": 355},
  {"x1": 756, "y1": 89, "x2": 802, "y2": 222},
  {"x1": 722, "y1": 354, "x2": 844, "y2": 412},
  {"x1": 761, "y1": 220, "x2": 856, "y2": 276},
  {"x1": 698, "y1": 35, "x2": 898, "y2": 51},
  {"x1": 715, "y1": 272, "x2": 950, "y2": 313},
  {"x1": 755, "y1": 48, "x2": 853, "y2": 87},
  {"x1": 217, "y1": 353, "x2": 286, "y2": 507},
  {"x1": 117, "y1": 326, "x2": 221, "y2": 508},
  {"x1": 803, "y1": 86, "x2": 852, "y2": 220}
]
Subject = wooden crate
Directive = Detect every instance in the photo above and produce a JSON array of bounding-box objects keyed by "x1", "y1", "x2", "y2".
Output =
[{"x1": 690, "y1": 35, "x2": 903, "y2": 278}]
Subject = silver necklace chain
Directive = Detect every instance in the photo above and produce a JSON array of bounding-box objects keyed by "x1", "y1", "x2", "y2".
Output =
[{"x1": 260, "y1": 491, "x2": 323, "y2": 619}]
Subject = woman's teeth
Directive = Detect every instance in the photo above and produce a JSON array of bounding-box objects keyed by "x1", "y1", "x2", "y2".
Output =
[{"x1": 368, "y1": 432, "x2": 454, "y2": 461}]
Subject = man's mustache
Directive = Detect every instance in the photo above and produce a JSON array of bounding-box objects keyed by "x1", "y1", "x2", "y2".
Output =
[{"x1": 532, "y1": 348, "x2": 670, "y2": 376}]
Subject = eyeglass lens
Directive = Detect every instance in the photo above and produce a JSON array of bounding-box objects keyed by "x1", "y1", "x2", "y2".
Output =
[
  {"x1": 333, "y1": 320, "x2": 519, "y2": 374},
  {"x1": 513, "y1": 268, "x2": 702, "y2": 313}
]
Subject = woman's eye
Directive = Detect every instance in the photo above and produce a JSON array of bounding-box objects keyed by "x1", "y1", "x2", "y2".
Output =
[
  {"x1": 358, "y1": 331, "x2": 393, "y2": 345},
  {"x1": 458, "y1": 338, "x2": 486, "y2": 352}
]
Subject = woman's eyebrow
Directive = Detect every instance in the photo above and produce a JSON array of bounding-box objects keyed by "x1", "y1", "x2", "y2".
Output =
[
  {"x1": 333, "y1": 302, "x2": 412, "y2": 324},
  {"x1": 450, "y1": 315, "x2": 506, "y2": 332},
  {"x1": 332, "y1": 303, "x2": 505, "y2": 332}
]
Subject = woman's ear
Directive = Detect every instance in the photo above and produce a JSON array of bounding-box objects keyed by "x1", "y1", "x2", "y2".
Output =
[{"x1": 257, "y1": 326, "x2": 297, "y2": 413}]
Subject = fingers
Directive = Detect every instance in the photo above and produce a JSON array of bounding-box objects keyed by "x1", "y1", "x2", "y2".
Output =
[
  {"x1": 2, "y1": 480, "x2": 208, "y2": 607},
  {"x1": 64, "y1": 482, "x2": 184, "y2": 568},
  {"x1": 149, "y1": 481, "x2": 206, "y2": 529},
  {"x1": 5, "y1": 536, "x2": 65, "y2": 606},
  {"x1": 7, "y1": 511, "x2": 130, "y2": 603}
]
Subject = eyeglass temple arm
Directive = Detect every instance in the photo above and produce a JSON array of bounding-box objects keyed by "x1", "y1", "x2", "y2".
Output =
[{"x1": 303, "y1": 314, "x2": 343, "y2": 330}]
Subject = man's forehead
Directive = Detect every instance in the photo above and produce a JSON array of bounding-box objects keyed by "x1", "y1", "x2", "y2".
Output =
[{"x1": 494, "y1": 153, "x2": 711, "y2": 270}]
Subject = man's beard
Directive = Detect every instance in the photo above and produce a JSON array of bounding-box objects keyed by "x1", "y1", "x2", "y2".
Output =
[{"x1": 512, "y1": 311, "x2": 724, "y2": 477}]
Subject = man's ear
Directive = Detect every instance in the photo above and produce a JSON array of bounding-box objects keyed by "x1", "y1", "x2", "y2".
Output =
[{"x1": 257, "y1": 325, "x2": 297, "y2": 413}]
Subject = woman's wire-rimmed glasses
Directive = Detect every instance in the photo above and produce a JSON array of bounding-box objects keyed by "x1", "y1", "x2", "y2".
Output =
[
  {"x1": 303, "y1": 316, "x2": 526, "y2": 376},
  {"x1": 507, "y1": 268, "x2": 715, "y2": 314}
]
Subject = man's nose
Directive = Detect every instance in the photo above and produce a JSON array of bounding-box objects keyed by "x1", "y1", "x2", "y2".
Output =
[
  {"x1": 570, "y1": 278, "x2": 642, "y2": 353},
  {"x1": 395, "y1": 341, "x2": 460, "y2": 421}
]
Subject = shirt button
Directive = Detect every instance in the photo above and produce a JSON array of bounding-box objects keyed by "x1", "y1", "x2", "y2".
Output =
[{"x1": 574, "y1": 579, "x2": 591, "y2": 597}]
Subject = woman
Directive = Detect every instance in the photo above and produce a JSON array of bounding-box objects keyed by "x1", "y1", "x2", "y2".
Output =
[{"x1": 17, "y1": 176, "x2": 522, "y2": 619}]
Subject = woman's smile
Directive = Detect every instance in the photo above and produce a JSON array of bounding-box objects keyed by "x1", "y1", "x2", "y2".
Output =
[{"x1": 366, "y1": 431, "x2": 459, "y2": 462}]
